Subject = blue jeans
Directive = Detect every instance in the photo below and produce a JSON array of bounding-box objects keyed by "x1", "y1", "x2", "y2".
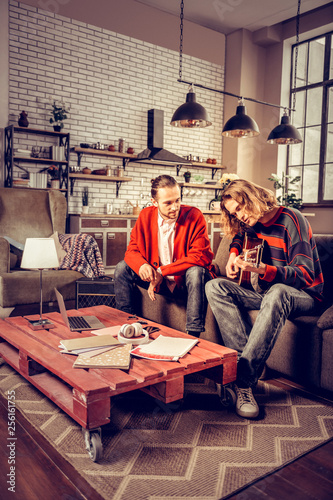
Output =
[
  {"x1": 205, "y1": 279, "x2": 319, "y2": 387},
  {"x1": 114, "y1": 260, "x2": 212, "y2": 334}
]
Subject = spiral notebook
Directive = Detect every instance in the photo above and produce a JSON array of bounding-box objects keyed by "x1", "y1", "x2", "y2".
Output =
[{"x1": 131, "y1": 335, "x2": 198, "y2": 362}]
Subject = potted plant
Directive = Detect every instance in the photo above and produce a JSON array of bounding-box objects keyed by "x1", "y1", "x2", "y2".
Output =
[
  {"x1": 82, "y1": 186, "x2": 89, "y2": 213},
  {"x1": 48, "y1": 164, "x2": 60, "y2": 189},
  {"x1": 183, "y1": 170, "x2": 191, "y2": 183},
  {"x1": 268, "y1": 172, "x2": 303, "y2": 209},
  {"x1": 49, "y1": 99, "x2": 70, "y2": 131}
]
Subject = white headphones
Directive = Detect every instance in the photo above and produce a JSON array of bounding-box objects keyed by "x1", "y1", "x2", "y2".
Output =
[{"x1": 118, "y1": 323, "x2": 149, "y2": 345}]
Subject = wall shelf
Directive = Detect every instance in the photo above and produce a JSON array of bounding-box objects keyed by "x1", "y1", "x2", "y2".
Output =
[
  {"x1": 69, "y1": 173, "x2": 132, "y2": 197},
  {"x1": 72, "y1": 146, "x2": 137, "y2": 168},
  {"x1": 178, "y1": 181, "x2": 223, "y2": 199},
  {"x1": 177, "y1": 161, "x2": 225, "y2": 179}
]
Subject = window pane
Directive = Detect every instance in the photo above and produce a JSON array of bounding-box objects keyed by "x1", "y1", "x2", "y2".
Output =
[
  {"x1": 326, "y1": 123, "x2": 333, "y2": 162},
  {"x1": 308, "y1": 37, "x2": 325, "y2": 84},
  {"x1": 323, "y1": 163, "x2": 333, "y2": 200},
  {"x1": 330, "y1": 36, "x2": 333, "y2": 79},
  {"x1": 293, "y1": 42, "x2": 307, "y2": 88},
  {"x1": 293, "y1": 90, "x2": 305, "y2": 127},
  {"x1": 302, "y1": 165, "x2": 319, "y2": 203},
  {"x1": 289, "y1": 141, "x2": 303, "y2": 166},
  {"x1": 306, "y1": 87, "x2": 323, "y2": 126},
  {"x1": 288, "y1": 167, "x2": 302, "y2": 200},
  {"x1": 328, "y1": 86, "x2": 333, "y2": 123},
  {"x1": 304, "y1": 126, "x2": 321, "y2": 164}
]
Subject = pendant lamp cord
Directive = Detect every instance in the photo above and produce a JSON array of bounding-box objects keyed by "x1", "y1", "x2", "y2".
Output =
[
  {"x1": 178, "y1": 0, "x2": 184, "y2": 81},
  {"x1": 292, "y1": 0, "x2": 301, "y2": 112}
]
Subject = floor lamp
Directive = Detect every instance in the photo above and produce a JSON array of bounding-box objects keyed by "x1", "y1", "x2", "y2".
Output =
[{"x1": 21, "y1": 238, "x2": 59, "y2": 330}]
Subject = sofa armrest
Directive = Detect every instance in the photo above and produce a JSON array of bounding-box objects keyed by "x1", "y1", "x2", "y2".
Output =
[
  {"x1": 0, "y1": 238, "x2": 10, "y2": 273},
  {"x1": 317, "y1": 304, "x2": 333, "y2": 330}
]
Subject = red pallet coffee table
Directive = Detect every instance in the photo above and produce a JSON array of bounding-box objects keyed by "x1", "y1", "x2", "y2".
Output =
[{"x1": 0, "y1": 306, "x2": 237, "y2": 461}]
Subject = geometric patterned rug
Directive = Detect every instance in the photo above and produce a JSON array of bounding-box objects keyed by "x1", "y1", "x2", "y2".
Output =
[{"x1": 0, "y1": 359, "x2": 332, "y2": 500}]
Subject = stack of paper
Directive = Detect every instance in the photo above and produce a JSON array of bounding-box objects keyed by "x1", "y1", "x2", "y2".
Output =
[
  {"x1": 59, "y1": 334, "x2": 121, "y2": 355},
  {"x1": 131, "y1": 335, "x2": 198, "y2": 362},
  {"x1": 59, "y1": 334, "x2": 132, "y2": 369}
]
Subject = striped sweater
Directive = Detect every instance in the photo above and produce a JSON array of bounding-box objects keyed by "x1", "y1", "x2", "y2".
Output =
[{"x1": 230, "y1": 206, "x2": 324, "y2": 302}]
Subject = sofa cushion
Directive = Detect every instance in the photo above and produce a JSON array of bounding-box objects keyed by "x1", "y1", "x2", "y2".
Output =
[
  {"x1": 212, "y1": 235, "x2": 232, "y2": 276},
  {"x1": 0, "y1": 270, "x2": 82, "y2": 307},
  {"x1": 317, "y1": 304, "x2": 333, "y2": 330},
  {"x1": 315, "y1": 234, "x2": 333, "y2": 305}
]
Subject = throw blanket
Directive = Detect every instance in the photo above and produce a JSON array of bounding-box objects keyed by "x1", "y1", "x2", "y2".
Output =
[{"x1": 59, "y1": 233, "x2": 105, "y2": 278}]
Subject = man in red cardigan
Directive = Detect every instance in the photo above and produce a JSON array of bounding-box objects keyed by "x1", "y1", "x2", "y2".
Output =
[{"x1": 114, "y1": 175, "x2": 215, "y2": 337}]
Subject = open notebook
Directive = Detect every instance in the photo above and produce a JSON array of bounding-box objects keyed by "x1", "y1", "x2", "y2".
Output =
[{"x1": 54, "y1": 288, "x2": 105, "y2": 331}]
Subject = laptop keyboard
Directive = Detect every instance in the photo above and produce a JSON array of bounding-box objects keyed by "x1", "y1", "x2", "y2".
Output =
[{"x1": 68, "y1": 316, "x2": 91, "y2": 329}]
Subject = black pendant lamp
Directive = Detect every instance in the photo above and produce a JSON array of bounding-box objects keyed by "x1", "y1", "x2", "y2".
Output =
[
  {"x1": 267, "y1": 110, "x2": 302, "y2": 144},
  {"x1": 171, "y1": 85, "x2": 212, "y2": 128},
  {"x1": 222, "y1": 99, "x2": 260, "y2": 138},
  {"x1": 170, "y1": 0, "x2": 212, "y2": 128},
  {"x1": 267, "y1": 0, "x2": 302, "y2": 145}
]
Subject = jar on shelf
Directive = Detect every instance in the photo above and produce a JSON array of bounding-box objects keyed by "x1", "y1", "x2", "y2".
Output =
[{"x1": 118, "y1": 138, "x2": 124, "y2": 153}]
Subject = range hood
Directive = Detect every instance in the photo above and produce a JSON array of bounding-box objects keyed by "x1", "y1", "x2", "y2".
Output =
[{"x1": 130, "y1": 109, "x2": 191, "y2": 165}]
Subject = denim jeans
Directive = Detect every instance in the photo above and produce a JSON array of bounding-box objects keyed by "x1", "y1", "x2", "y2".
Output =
[
  {"x1": 205, "y1": 278, "x2": 318, "y2": 388},
  {"x1": 114, "y1": 260, "x2": 211, "y2": 334}
]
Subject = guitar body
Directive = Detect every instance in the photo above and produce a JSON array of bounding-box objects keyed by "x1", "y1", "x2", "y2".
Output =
[{"x1": 238, "y1": 234, "x2": 264, "y2": 289}]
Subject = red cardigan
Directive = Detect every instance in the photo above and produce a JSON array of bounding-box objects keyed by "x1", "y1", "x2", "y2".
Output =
[{"x1": 125, "y1": 205, "x2": 215, "y2": 287}]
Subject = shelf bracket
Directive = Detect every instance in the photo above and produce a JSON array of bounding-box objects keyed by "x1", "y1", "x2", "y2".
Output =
[
  {"x1": 212, "y1": 168, "x2": 219, "y2": 179},
  {"x1": 122, "y1": 158, "x2": 129, "y2": 170},
  {"x1": 76, "y1": 152, "x2": 84, "y2": 167},
  {"x1": 180, "y1": 185, "x2": 184, "y2": 200},
  {"x1": 70, "y1": 177, "x2": 76, "y2": 195},
  {"x1": 176, "y1": 165, "x2": 182, "y2": 176},
  {"x1": 215, "y1": 188, "x2": 222, "y2": 198},
  {"x1": 116, "y1": 181, "x2": 121, "y2": 197}
]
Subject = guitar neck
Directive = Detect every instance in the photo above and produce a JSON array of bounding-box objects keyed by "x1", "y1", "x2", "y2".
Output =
[{"x1": 238, "y1": 233, "x2": 264, "y2": 287}]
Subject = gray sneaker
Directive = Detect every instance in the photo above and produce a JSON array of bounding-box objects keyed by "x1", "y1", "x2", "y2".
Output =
[{"x1": 233, "y1": 384, "x2": 259, "y2": 418}]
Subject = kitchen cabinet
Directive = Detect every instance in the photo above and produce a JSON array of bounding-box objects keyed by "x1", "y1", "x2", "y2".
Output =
[{"x1": 4, "y1": 125, "x2": 70, "y2": 197}]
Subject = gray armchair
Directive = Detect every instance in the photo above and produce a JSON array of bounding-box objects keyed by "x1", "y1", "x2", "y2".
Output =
[{"x1": 0, "y1": 187, "x2": 82, "y2": 317}]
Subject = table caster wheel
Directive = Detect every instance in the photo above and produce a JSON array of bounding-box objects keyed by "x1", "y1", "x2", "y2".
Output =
[
  {"x1": 220, "y1": 386, "x2": 236, "y2": 408},
  {"x1": 82, "y1": 427, "x2": 103, "y2": 462}
]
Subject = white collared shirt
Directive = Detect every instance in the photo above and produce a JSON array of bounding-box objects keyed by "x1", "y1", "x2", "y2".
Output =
[{"x1": 158, "y1": 212, "x2": 176, "y2": 282}]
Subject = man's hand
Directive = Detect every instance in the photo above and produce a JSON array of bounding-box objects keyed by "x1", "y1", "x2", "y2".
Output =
[
  {"x1": 139, "y1": 263, "x2": 157, "y2": 282},
  {"x1": 226, "y1": 253, "x2": 240, "y2": 279},
  {"x1": 234, "y1": 255, "x2": 266, "y2": 275},
  {"x1": 147, "y1": 273, "x2": 163, "y2": 301}
]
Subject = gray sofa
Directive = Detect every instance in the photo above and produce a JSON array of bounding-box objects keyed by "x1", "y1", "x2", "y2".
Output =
[
  {"x1": 134, "y1": 233, "x2": 333, "y2": 394},
  {"x1": 0, "y1": 187, "x2": 83, "y2": 317}
]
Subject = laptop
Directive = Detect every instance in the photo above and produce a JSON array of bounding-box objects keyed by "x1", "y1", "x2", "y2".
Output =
[{"x1": 54, "y1": 288, "x2": 105, "y2": 331}]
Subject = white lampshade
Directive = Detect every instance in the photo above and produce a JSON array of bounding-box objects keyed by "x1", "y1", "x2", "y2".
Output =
[{"x1": 21, "y1": 238, "x2": 59, "y2": 270}]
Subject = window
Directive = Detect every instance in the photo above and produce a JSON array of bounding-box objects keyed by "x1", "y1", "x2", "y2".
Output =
[{"x1": 288, "y1": 32, "x2": 333, "y2": 205}]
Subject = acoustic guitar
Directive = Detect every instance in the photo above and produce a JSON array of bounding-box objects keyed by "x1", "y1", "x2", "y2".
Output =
[{"x1": 238, "y1": 233, "x2": 264, "y2": 289}]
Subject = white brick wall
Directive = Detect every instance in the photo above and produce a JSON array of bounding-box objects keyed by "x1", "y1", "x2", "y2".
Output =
[{"x1": 8, "y1": 0, "x2": 224, "y2": 214}]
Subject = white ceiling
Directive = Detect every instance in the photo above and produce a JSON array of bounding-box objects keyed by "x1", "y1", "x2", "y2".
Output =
[{"x1": 133, "y1": 0, "x2": 332, "y2": 34}]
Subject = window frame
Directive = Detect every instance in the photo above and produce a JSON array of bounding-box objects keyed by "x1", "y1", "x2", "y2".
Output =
[{"x1": 288, "y1": 31, "x2": 333, "y2": 207}]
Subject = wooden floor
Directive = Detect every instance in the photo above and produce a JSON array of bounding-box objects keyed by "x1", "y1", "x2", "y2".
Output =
[{"x1": 0, "y1": 378, "x2": 332, "y2": 500}]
